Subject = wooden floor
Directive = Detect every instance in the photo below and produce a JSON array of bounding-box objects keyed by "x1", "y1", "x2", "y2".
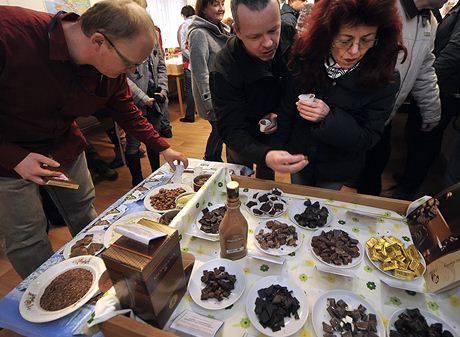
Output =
[{"x1": 0, "y1": 98, "x2": 450, "y2": 335}]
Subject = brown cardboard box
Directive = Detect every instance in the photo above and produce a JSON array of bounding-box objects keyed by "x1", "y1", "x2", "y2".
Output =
[{"x1": 102, "y1": 220, "x2": 186, "y2": 328}]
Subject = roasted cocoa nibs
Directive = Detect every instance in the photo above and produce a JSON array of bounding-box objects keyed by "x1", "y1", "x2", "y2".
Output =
[
  {"x1": 322, "y1": 298, "x2": 378, "y2": 337},
  {"x1": 200, "y1": 266, "x2": 236, "y2": 301},
  {"x1": 255, "y1": 220, "x2": 298, "y2": 250},
  {"x1": 149, "y1": 187, "x2": 186, "y2": 211},
  {"x1": 294, "y1": 199, "x2": 329, "y2": 229},
  {"x1": 311, "y1": 229, "x2": 360, "y2": 266},
  {"x1": 40, "y1": 268, "x2": 93, "y2": 311},
  {"x1": 390, "y1": 308, "x2": 454, "y2": 337},
  {"x1": 254, "y1": 284, "x2": 300, "y2": 332},
  {"x1": 198, "y1": 206, "x2": 227, "y2": 234}
]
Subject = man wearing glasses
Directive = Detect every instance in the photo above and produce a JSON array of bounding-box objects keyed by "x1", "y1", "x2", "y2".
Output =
[{"x1": 0, "y1": 0, "x2": 187, "y2": 278}]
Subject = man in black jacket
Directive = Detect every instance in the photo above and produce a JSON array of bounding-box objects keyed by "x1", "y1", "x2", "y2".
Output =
[{"x1": 210, "y1": 0, "x2": 307, "y2": 178}]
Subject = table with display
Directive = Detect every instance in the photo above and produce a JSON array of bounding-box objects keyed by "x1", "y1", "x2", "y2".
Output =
[{"x1": 0, "y1": 159, "x2": 459, "y2": 337}]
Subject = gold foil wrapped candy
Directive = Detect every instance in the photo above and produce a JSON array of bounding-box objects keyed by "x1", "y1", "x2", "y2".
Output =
[{"x1": 366, "y1": 236, "x2": 425, "y2": 280}]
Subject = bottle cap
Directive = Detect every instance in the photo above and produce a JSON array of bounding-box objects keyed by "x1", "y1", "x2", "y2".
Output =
[{"x1": 226, "y1": 181, "x2": 240, "y2": 200}]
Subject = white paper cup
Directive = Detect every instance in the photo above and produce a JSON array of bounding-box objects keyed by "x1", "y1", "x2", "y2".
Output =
[
  {"x1": 258, "y1": 118, "x2": 272, "y2": 132},
  {"x1": 298, "y1": 94, "x2": 315, "y2": 102}
]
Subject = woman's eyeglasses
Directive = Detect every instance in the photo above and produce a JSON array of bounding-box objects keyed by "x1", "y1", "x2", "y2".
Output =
[
  {"x1": 97, "y1": 31, "x2": 144, "y2": 68},
  {"x1": 333, "y1": 37, "x2": 378, "y2": 50}
]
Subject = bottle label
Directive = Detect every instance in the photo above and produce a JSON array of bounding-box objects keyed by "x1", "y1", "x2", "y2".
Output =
[
  {"x1": 226, "y1": 246, "x2": 245, "y2": 254},
  {"x1": 225, "y1": 237, "x2": 244, "y2": 254}
]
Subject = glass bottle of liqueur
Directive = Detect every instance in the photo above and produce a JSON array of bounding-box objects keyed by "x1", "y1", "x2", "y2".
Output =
[{"x1": 219, "y1": 181, "x2": 248, "y2": 260}]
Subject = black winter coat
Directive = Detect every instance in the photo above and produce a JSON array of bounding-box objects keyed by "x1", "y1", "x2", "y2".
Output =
[
  {"x1": 210, "y1": 25, "x2": 295, "y2": 165},
  {"x1": 276, "y1": 68, "x2": 400, "y2": 182},
  {"x1": 433, "y1": 1, "x2": 460, "y2": 95}
]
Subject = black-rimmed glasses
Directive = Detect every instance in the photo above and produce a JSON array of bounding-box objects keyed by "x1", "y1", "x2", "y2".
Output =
[{"x1": 97, "y1": 31, "x2": 144, "y2": 68}]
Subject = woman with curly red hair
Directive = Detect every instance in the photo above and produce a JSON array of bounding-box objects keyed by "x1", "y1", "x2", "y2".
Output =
[{"x1": 276, "y1": 0, "x2": 406, "y2": 189}]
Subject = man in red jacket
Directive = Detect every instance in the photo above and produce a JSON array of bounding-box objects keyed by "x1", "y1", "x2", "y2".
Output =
[{"x1": 0, "y1": 0, "x2": 187, "y2": 278}]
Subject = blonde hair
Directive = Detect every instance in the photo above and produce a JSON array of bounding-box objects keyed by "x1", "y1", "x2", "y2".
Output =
[{"x1": 80, "y1": 0, "x2": 153, "y2": 41}]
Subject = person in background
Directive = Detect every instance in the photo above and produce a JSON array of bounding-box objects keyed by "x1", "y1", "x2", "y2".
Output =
[
  {"x1": 357, "y1": 0, "x2": 444, "y2": 198},
  {"x1": 125, "y1": 35, "x2": 169, "y2": 187},
  {"x1": 132, "y1": 0, "x2": 173, "y2": 138},
  {"x1": 188, "y1": 0, "x2": 232, "y2": 162},
  {"x1": 178, "y1": 5, "x2": 196, "y2": 123},
  {"x1": 211, "y1": 0, "x2": 307, "y2": 177},
  {"x1": 393, "y1": 0, "x2": 460, "y2": 196},
  {"x1": 276, "y1": 0, "x2": 404, "y2": 189},
  {"x1": 295, "y1": 1, "x2": 316, "y2": 33},
  {"x1": 0, "y1": 1, "x2": 187, "y2": 278},
  {"x1": 281, "y1": 0, "x2": 306, "y2": 28}
]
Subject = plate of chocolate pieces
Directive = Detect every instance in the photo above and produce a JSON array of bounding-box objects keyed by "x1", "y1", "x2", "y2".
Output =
[
  {"x1": 312, "y1": 290, "x2": 385, "y2": 337},
  {"x1": 388, "y1": 308, "x2": 457, "y2": 337},
  {"x1": 254, "y1": 219, "x2": 302, "y2": 256},
  {"x1": 196, "y1": 203, "x2": 227, "y2": 238},
  {"x1": 310, "y1": 228, "x2": 364, "y2": 269},
  {"x1": 244, "y1": 188, "x2": 288, "y2": 218},
  {"x1": 63, "y1": 228, "x2": 105, "y2": 259},
  {"x1": 246, "y1": 275, "x2": 309, "y2": 337},
  {"x1": 289, "y1": 198, "x2": 333, "y2": 230},
  {"x1": 188, "y1": 258, "x2": 246, "y2": 310}
]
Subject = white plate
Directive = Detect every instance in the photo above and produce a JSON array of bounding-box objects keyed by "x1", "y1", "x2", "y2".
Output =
[
  {"x1": 312, "y1": 289, "x2": 385, "y2": 337},
  {"x1": 254, "y1": 219, "x2": 302, "y2": 256},
  {"x1": 388, "y1": 308, "x2": 458, "y2": 337},
  {"x1": 243, "y1": 190, "x2": 288, "y2": 219},
  {"x1": 365, "y1": 236, "x2": 426, "y2": 281},
  {"x1": 188, "y1": 258, "x2": 246, "y2": 310},
  {"x1": 143, "y1": 183, "x2": 193, "y2": 213},
  {"x1": 288, "y1": 198, "x2": 333, "y2": 230},
  {"x1": 104, "y1": 211, "x2": 161, "y2": 247},
  {"x1": 246, "y1": 275, "x2": 309, "y2": 337},
  {"x1": 196, "y1": 203, "x2": 226, "y2": 238},
  {"x1": 19, "y1": 256, "x2": 106, "y2": 323},
  {"x1": 63, "y1": 229, "x2": 105, "y2": 259},
  {"x1": 310, "y1": 227, "x2": 364, "y2": 269}
]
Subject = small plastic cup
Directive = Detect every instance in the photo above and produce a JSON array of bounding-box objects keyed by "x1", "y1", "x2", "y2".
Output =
[
  {"x1": 298, "y1": 94, "x2": 315, "y2": 102},
  {"x1": 258, "y1": 118, "x2": 272, "y2": 132}
]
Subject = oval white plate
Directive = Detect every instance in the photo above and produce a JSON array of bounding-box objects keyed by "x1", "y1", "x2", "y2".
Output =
[
  {"x1": 196, "y1": 203, "x2": 226, "y2": 238},
  {"x1": 243, "y1": 189, "x2": 288, "y2": 219},
  {"x1": 310, "y1": 227, "x2": 364, "y2": 269},
  {"x1": 254, "y1": 219, "x2": 302, "y2": 256},
  {"x1": 365, "y1": 236, "x2": 426, "y2": 281},
  {"x1": 288, "y1": 198, "x2": 333, "y2": 230},
  {"x1": 246, "y1": 275, "x2": 309, "y2": 337},
  {"x1": 188, "y1": 258, "x2": 246, "y2": 310},
  {"x1": 104, "y1": 211, "x2": 161, "y2": 247},
  {"x1": 63, "y1": 229, "x2": 105, "y2": 259},
  {"x1": 388, "y1": 308, "x2": 458, "y2": 337},
  {"x1": 19, "y1": 256, "x2": 106, "y2": 323},
  {"x1": 143, "y1": 183, "x2": 193, "y2": 213},
  {"x1": 312, "y1": 289, "x2": 385, "y2": 337}
]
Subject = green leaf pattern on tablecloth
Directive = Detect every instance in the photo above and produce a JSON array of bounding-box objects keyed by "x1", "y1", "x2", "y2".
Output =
[
  {"x1": 366, "y1": 281, "x2": 376, "y2": 290},
  {"x1": 363, "y1": 265, "x2": 373, "y2": 273},
  {"x1": 352, "y1": 216, "x2": 359, "y2": 222},
  {"x1": 387, "y1": 296, "x2": 402, "y2": 306},
  {"x1": 427, "y1": 301, "x2": 440, "y2": 314},
  {"x1": 299, "y1": 273, "x2": 309, "y2": 282},
  {"x1": 338, "y1": 220, "x2": 346, "y2": 225}
]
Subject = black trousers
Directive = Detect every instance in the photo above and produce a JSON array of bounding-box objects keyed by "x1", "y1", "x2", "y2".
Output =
[
  {"x1": 204, "y1": 120, "x2": 223, "y2": 162},
  {"x1": 398, "y1": 95, "x2": 455, "y2": 191},
  {"x1": 357, "y1": 123, "x2": 392, "y2": 196}
]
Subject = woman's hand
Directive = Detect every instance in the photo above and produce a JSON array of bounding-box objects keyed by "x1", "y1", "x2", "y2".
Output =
[{"x1": 296, "y1": 98, "x2": 330, "y2": 122}]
